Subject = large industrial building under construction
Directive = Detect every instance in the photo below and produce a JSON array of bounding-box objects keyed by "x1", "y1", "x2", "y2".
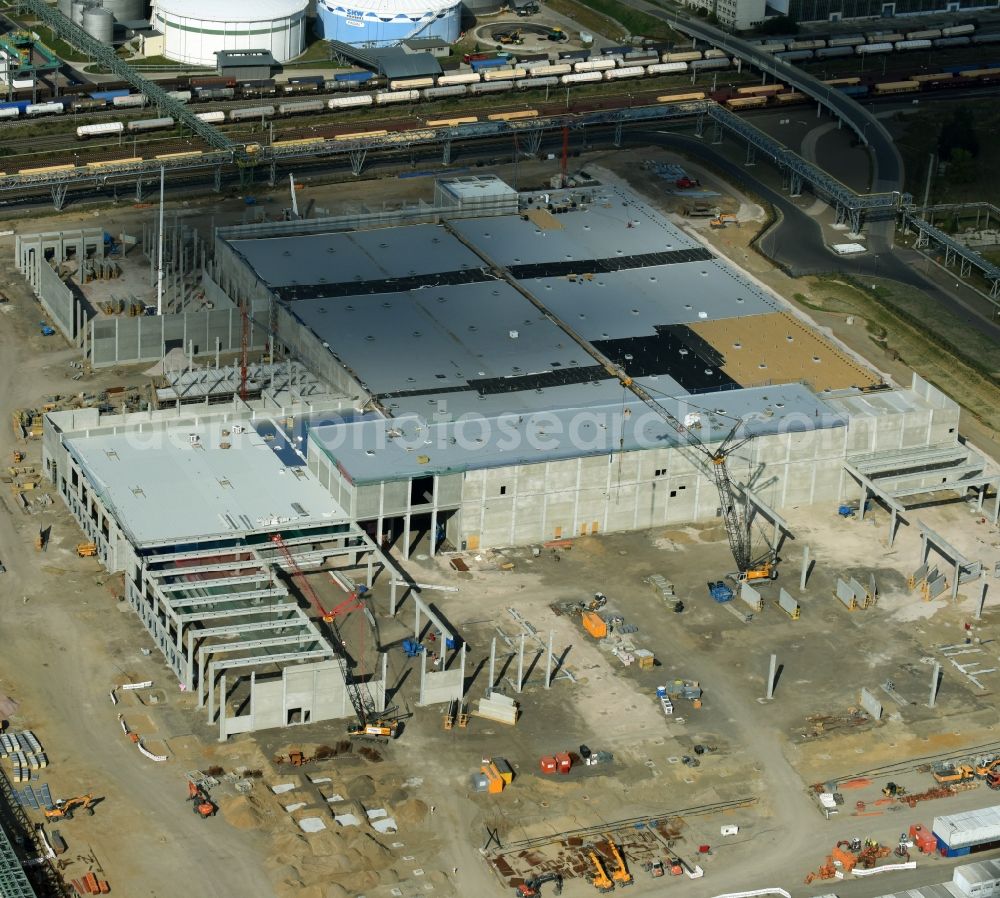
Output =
[{"x1": 42, "y1": 176, "x2": 999, "y2": 736}]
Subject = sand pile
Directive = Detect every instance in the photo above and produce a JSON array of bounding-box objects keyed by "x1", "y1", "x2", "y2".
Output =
[
  {"x1": 348, "y1": 832, "x2": 391, "y2": 863},
  {"x1": 347, "y1": 775, "x2": 375, "y2": 799},
  {"x1": 306, "y1": 830, "x2": 346, "y2": 858},
  {"x1": 325, "y1": 884, "x2": 350, "y2": 898},
  {"x1": 220, "y1": 794, "x2": 265, "y2": 830},
  {"x1": 394, "y1": 798, "x2": 428, "y2": 824},
  {"x1": 338, "y1": 869, "x2": 380, "y2": 892}
]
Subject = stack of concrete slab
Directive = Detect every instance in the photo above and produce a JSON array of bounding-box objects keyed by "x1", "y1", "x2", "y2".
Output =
[{"x1": 476, "y1": 692, "x2": 519, "y2": 725}]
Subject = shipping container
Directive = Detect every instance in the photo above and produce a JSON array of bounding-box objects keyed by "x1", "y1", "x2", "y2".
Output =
[
  {"x1": 421, "y1": 85, "x2": 468, "y2": 99},
  {"x1": 468, "y1": 81, "x2": 515, "y2": 93},
  {"x1": 228, "y1": 105, "x2": 275, "y2": 121},
  {"x1": 647, "y1": 61, "x2": 688, "y2": 74},
  {"x1": 278, "y1": 99, "x2": 325, "y2": 115},
  {"x1": 89, "y1": 88, "x2": 129, "y2": 101},
  {"x1": 374, "y1": 89, "x2": 419, "y2": 104},
  {"x1": 737, "y1": 83, "x2": 785, "y2": 96},
  {"x1": 856, "y1": 42, "x2": 893, "y2": 54},
  {"x1": 334, "y1": 70, "x2": 375, "y2": 83},
  {"x1": 518, "y1": 76, "x2": 559, "y2": 89},
  {"x1": 112, "y1": 94, "x2": 147, "y2": 108},
  {"x1": 25, "y1": 102, "x2": 64, "y2": 116},
  {"x1": 437, "y1": 72, "x2": 481, "y2": 85},
  {"x1": 573, "y1": 57, "x2": 616, "y2": 72},
  {"x1": 689, "y1": 57, "x2": 731, "y2": 70},
  {"x1": 126, "y1": 117, "x2": 173, "y2": 132},
  {"x1": 328, "y1": 94, "x2": 374, "y2": 108},
  {"x1": 389, "y1": 77, "x2": 435, "y2": 90},
  {"x1": 663, "y1": 50, "x2": 702, "y2": 62},
  {"x1": 560, "y1": 71, "x2": 602, "y2": 84},
  {"x1": 604, "y1": 65, "x2": 645, "y2": 80},
  {"x1": 77, "y1": 121, "x2": 125, "y2": 138},
  {"x1": 871, "y1": 80, "x2": 920, "y2": 94}
]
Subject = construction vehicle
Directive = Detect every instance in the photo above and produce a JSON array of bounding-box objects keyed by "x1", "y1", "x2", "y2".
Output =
[
  {"x1": 515, "y1": 873, "x2": 563, "y2": 898},
  {"x1": 975, "y1": 755, "x2": 1000, "y2": 778},
  {"x1": 187, "y1": 781, "x2": 217, "y2": 819},
  {"x1": 605, "y1": 835, "x2": 633, "y2": 886},
  {"x1": 881, "y1": 782, "x2": 906, "y2": 797},
  {"x1": 10, "y1": 451, "x2": 23, "y2": 464},
  {"x1": 546, "y1": 27, "x2": 568, "y2": 41},
  {"x1": 642, "y1": 861, "x2": 665, "y2": 878},
  {"x1": 932, "y1": 762, "x2": 975, "y2": 784},
  {"x1": 43, "y1": 795, "x2": 96, "y2": 821},
  {"x1": 707, "y1": 581, "x2": 734, "y2": 603},
  {"x1": 987, "y1": 770, "x2": 1000, "y2": 791},
  {"x1": 498, "y1": 29, "x2": 522, "y2": 44},
  {"x1": 587, "y1": 851, "x2": 615, "y2": 894},
  {"x1": 348, "y1": 720, "x2": 400, "y2": 744},
  {"x1": 588, "y1": 593, "x2": 607, "y2": 612},
  {"x1": 675, "y1": 176, "x2": 701, "y2": 189},
  {"x1": 76, "y1": 542, "x2": 97, "y2": 557},
  {"x1": 709, "y1": 213, "x2": 738, "y2": 229}
]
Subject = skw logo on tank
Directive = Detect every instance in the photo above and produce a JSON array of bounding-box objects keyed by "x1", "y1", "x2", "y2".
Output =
[{"x1": 346, "y1": 9, "x2": 365, "y2": 25}]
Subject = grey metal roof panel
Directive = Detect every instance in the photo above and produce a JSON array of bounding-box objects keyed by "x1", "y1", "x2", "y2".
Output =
[
  {"x1": 66, "y1": 423, "x2": 347, "y2": 545},
  {"x1": 289, "y1": 281, "x2": 586, "y2": 396},
  {"x1": 523, "y1": 264, "x2": 778, "y2": 339},
  {"x1": 312, "y1": 383, "x2": 840, "y2": 483},
  {"x1": 228, "y1": 224, "x2": 482, "y2": 288},
  {"x1": 448, "y1": 188, "x2": 701, "y2": 266}
]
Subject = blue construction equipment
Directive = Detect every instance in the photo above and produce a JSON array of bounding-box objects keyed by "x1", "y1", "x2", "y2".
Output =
[
  {"x1": 40, "y1": 323, "x2": 55, "y2": 336},
  {"x1": 707, "y1": 581, "x2": 734, "y2": 603},
  {"x1": 402, "y1": 638, "x2": 424, "y2": 657}
]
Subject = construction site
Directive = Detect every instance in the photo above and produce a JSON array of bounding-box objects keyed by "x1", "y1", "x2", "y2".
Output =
[{"x1": 1, "y1": 146, "x2": 1000, "y2": 898}]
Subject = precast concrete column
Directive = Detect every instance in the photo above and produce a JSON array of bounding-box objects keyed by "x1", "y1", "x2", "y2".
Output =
[
  {"x1": 766, "y1": 653, "x2": 777, "y2": 700},
  {"x1": 800, "y1": 545, "x2": 810, "y2": 591},
  {"x1": 488, "y1": 638, "x2": 496, "y2": 693}
]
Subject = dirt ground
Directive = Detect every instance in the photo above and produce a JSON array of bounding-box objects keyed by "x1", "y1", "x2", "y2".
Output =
[{"x1": 1, "y1": 141, "x2": 1000, "y2": 898}]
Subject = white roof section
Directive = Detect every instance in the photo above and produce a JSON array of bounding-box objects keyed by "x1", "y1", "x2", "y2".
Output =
[
  {"x1": 154, "y1": 0, "x2": 306, "y2": 21},
  {"x1": 439, "y1": 175, "x2": 518, "y2": 202},
  {"x1": 934, "y1": 805, "x2": 1000, "y2": 848},
  {"x1": 67, "y1": 422, "x2": 347, "y2": 546},
  {"x1": 954, "y1": 860, "x2": 1000, "y2": 890}
]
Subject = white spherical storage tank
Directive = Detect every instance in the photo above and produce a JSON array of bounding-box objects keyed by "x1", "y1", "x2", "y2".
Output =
[{"x1": 151, "y1": 0, "x2": 307, "y2": 66}]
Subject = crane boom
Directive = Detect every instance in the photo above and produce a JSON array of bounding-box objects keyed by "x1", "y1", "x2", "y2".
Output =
[
  {"x1": 269, "y1": 534, "x2": 373, "y2": 722},
  {"x1": 615, "y1": 374, "x2": 774, "y2": 580}
]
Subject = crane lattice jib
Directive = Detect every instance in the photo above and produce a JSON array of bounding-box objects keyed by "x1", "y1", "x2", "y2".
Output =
[
  {"x1": 17, "y1": 0, "x2": 235, "y2": 154},
  {"x1": 270, "y1": 534, "x2": 371, "y2": 723},
  {"x1": 711, "y1": 456, "x2": 751, "y2": 573},
  {"x1": 620, "y1": 376, "x2": 755, "y2": 573}
]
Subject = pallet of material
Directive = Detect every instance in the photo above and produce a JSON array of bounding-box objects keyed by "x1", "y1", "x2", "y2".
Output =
[{"x1": 474, "y1": 693, "x2": 520, "y2": 725}]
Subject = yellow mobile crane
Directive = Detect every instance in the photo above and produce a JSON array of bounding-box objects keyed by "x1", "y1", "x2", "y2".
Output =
[
  {"x1": 605, "y1": 834, "x2": 633, "y2": 886},
  {"x1": 588, "y1": 851, "x2": 615, "y2": 894}
]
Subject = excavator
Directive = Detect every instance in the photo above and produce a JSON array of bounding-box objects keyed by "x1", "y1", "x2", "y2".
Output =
[
  {"x1": 975, "y1": 756, "x2": 1000, "y2": 778},
  {"x1": 187, "y1": 781, "x2": 217, "y2": 819},
  {"x1": 605, "y1": 835, "x2": 633, "y2": 887},
  {"x1": 43, "y1": 795, "x2": 96, "y2": 821},
  {"x1": 515, "y1": 873, "x2": 563, "y2": 898},
  {"x1": 587, "y1": 851, "x2": 615, "y2": 894}
]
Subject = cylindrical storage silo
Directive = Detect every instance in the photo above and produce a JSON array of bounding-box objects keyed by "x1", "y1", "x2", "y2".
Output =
[
  {"x1": 83, "y1": 7, "x2": 114, "y2": 43},
  {"x1": 152, "y1": 0, "x2": 308, "y2": 65},
  {"x1": 101, "y1": 0, "x2": 146, "y2": 22},
  {"x1": 315, "y1": 0, "x2": 460, "y2": 45},
  {"x1": 71, "y1": 1, "x2": 86, "y2": 24},
  {"x1": 58, "y1": 0, "x2": 73, "y2": 17}
]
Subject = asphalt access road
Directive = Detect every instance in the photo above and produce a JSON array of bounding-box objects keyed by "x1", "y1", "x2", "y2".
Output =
[{"x1": 627, "y1": 129, "x2": 1000, "y2": 345}]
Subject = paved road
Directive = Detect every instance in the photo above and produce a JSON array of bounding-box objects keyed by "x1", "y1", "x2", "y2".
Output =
[{"x1": 627, "y1": 130, "x2": 1000, "y2": 344}]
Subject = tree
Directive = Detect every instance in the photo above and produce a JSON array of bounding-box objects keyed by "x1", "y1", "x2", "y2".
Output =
[
  {"x1": 947, "y1": 148, "x2": 977, "y2": 184},
  {"x1": 937, "y1": 106, "x2": 979, "y2": 162},
  {"x1": 756, "y1": 14, "x2": 798, "y2": 34}
]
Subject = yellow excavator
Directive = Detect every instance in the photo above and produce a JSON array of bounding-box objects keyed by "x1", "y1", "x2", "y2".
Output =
[
  {"x1": 605, "y1": 835, "x2": 633, "y2": 886},
  {"x1": 588, "y1": 851, "x2": 615, "y2": 894},
  {"x1": 44, "y1": 794, "x2": 97, "y2": 821}
]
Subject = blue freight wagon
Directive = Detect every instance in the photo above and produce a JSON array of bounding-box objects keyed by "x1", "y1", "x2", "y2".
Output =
[
  {"x1": 838, "y1": 84, "x2": 869, "y2": 96},
  {"x1": 89, "y1": 88, "x2": 129, "y2": 101},
  {"x1": 0, "y1": 100, "x2": 31, "y2": 112},
  {"x1": 471, "y1": 56, "x2": 509, "y2": 72},
  {"x1": 334, "y1": 71, "x2": 374, "y2": 83}
]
